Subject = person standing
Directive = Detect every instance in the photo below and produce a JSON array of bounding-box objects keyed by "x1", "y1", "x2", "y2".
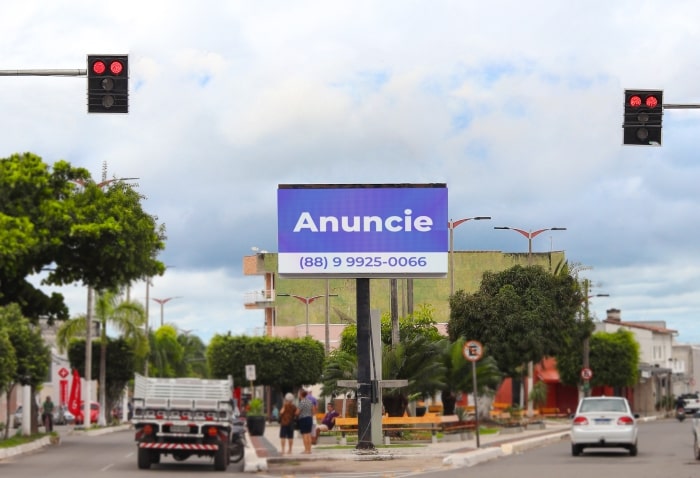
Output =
[
  {"x1": 42, "y1": 396, "x2": 55, "y2": 432},
  {"x1": 278, "y1": 393, "x2": 297, "y2": 455},
  {"x1": 296, "y1": 389, "x2": 314, "y2": 454}
]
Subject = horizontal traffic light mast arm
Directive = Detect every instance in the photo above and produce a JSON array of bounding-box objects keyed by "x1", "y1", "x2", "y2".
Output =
[
  {"x1": 0, "y1": 69, "x2": 87, "y2": 77},
  {"x1": 663, "y1": 103, "x2": 700, "y2": 109}
]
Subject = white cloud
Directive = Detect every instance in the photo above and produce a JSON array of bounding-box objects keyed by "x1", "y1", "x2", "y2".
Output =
[{"x1": 6, "y1": 0, "x2": 700, "y2": 345}]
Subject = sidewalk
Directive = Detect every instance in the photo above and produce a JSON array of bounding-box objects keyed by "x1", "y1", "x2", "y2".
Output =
[{"x1": 243, "y1": 419, "x2": 573, "y2": 473}]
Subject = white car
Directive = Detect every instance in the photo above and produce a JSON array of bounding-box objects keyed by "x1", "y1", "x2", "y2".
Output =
[{"x1": 570, "y1": 396, "x2": 639, "y2": 456}]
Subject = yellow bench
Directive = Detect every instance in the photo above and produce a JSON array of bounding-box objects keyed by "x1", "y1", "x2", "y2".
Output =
[{"x1": 334, "y1": 414, "x2": 442, "y2": 445}]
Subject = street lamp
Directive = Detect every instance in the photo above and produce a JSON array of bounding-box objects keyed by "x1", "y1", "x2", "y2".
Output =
[
  {"x1": 151, "y1": 296, "x2": 183, "y2": 327},
  {"x1": 494, "y1": 225, "x2": 566, "y2": 417},
  {"x1": 448, "y1": 217, "x2": 491, "y2": 296},
  {"x1": 278, "y1": 293, "x2": 338, "y2": 337},
  {"x1": 493, "y1": 226, "x2": 567, "y2": 265}
]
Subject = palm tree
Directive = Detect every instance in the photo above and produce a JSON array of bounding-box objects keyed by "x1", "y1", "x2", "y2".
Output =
[
  {"x1": 440, "y1": 337, "x2": 502, "y2": 415},
  {"x1": 147, "y1": 325, "x2": 185, "y2": 377},
  {"x1": 381, "y1": 335, "x2": 446, "y2": 416},
  {"x1": 57, "y1": 290, "x2": 147, "y2": 425}
]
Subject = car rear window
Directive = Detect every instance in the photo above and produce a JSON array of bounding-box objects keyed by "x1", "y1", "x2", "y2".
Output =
[{"x1": 579, "y1": 399, "x2": 627, "y2": 413}]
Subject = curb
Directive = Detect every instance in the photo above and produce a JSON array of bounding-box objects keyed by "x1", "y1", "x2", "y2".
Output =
[
  {"x1": 0, "y1": 436, "x2": 52, "y2": 460},
  {"x1": 243, "y1": 432, "x2": 268, "y2": 472}
]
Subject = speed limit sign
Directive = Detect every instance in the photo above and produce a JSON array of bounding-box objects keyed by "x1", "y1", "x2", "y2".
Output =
[{"x1": 581, "y1": 367, "x2": 593, "y2": 380}]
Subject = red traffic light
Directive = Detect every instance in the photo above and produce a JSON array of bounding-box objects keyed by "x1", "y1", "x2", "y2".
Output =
[
  {"x1": 87, "y1": 54, "x2": 129, "y2": 114},
  {"x1": 91, "y1": 59, "x2": 124, "y2": 76},
  {"x1": 92, "y1": 60, "x2": 106, "y2": 75},
  {"x1": 109, "y1": 60, "x2": 124, "y2": 75},
  {"x1": 628, "y1": 94, "x2": 660, "y2": 109}
]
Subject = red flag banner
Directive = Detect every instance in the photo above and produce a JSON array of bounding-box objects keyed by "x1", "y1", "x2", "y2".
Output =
[{"x1": 68, "y1": 369, "x2": 82, "y2": 415}]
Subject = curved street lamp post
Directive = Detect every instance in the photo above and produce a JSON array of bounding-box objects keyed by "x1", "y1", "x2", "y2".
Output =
[
  {"x1": 278, "y1": 293, "x2": 338, "y2": 338},
  {"x1": 151, "y1": 296, "x2": 183, "y2": 327}
]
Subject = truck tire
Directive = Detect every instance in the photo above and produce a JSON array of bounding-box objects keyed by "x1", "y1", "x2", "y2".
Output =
[
  {"x1": 138, "y1": 447, "x2": 152, "y2": 469},
  {"x1": 214, "y1": 441, "x2": 228, "y2": 471}
]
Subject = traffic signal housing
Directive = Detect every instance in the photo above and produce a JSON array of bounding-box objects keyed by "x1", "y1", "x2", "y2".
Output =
[
  {"x1": 623, "y1": 89, "x2": 662, "y2": 145},
  {"x1": 87, "y1": 55, "x2": 128, "y2": 113}
]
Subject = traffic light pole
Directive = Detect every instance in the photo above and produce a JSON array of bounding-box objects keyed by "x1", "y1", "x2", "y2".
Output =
[
  {"x1": 663, "y1": 104, "x2": 700, "y2": 109},
  {"x1": 0, "y1": 69, "x2": 86, "y2": 76}
]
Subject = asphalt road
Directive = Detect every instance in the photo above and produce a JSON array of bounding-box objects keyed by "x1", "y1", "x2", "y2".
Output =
[
  {"x1": 0, "y1": 427, "x2": 245, "y2": 477},
  {"x1": 2, "y1": 419, "x2": 698, "y2": 478},
  {"x1": 410, "y1": 418, "x2": 700, "y2": 478}
]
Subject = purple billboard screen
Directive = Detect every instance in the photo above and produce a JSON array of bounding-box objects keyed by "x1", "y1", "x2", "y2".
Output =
[{"x1": 277, "y1": 184, "x2": 448, "y2": 278}]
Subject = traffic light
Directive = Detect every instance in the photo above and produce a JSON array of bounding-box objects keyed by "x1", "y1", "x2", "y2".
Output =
[
  {"x1": 87, "y1": 55, "x2": 128, "y2": 113},
  {"x1": 623, "y1": 89, "x2": 662, "y2": 145}
]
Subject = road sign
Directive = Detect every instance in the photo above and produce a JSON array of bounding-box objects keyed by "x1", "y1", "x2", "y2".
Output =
[
  {"x1": 581, "y1": 367, "x2": 593, "y2": 380},
  {"x1": 245, "y1": 364, "x2": 256, "y2": 381},
  {"x1": 463, "y1": 340, "x2": 484, "y2": 362}
]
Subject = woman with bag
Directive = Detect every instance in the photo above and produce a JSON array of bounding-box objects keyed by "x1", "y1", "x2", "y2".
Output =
[
  {"x1": 296, "y1": 389, "x2": 314, "y2": 454},
  {"x1": 278, "y1": 393, "x2": 297, "y2": 455}
]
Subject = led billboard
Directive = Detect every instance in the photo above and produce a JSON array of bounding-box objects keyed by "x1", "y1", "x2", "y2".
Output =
[{"x1": 277, "y1": 184, "x2": 448, "y2": 278}]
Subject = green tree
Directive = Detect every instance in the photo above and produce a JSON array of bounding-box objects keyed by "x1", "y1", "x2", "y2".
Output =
[
  {"x1": 557, "y1": 328, "x2": 639, "y2": 390},
  {"x1": 148, "y1": 325, "x2": 185, "y2": 377},
  {"x1": 338, "y1": 304, "x2": 442, "y2": 354},
  {"x1": 330, "y1": 308, "x2": 447, "y2": 416},
  {"x1": 381, "y1": 335, "x2": 447, "y2": 416},
  {"x1": 448, "y1": 265, "x2": 583, "y2": 378},
  {"x1": 177, "y1": 332, "x2": 208, "y2": 377},
  {"x1": 440, "y1": 337, "x2": 502, "y2": 415},
  {"x1": 46, "y1": 174, "x2": 166, "y2": 291},
  {"x1": 0, "y1": 326, "x2": 18, "y2": 433},
  {"x1": 57, "y1": 290, "x2": 147, "y2": 423},
  {"x1": 0, "y1": 304, "x2": 50, "y2": 437},
  {"x1": 0, "y1": 153, "x2": 85, "y2": 323},
  {"x1": 208, "y1": 335, "x2": 324, "y2": 390}
]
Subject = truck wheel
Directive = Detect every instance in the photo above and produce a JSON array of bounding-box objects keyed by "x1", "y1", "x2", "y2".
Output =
[
  {"x1": 138, "y1": 448, "x2": 152, "y2": 469},
  {"x1": 695, "y1": 435, "x2": 700, "y2": 460},
  {"x1": 214, "y1": 441, "x2": 229, "y2": 471},
  {"x1": 151, "y1": 451, "x2": 161, "y2": 464}
]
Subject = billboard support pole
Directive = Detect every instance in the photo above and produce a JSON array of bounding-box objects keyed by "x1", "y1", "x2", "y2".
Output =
[{"x1": 355, "y1": 278, "x2": 375, "y2": 451}]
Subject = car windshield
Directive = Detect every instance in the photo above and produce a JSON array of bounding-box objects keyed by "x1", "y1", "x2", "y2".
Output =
[{"x1": 580, "y1": 399, "x2": 627, "y2": 413}]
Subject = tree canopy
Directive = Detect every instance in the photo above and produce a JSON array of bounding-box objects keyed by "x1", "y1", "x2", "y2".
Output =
[
  {"x1": 337, "y1": 304, "x2": 443, "y2": 354},
  {"x1": 0, "y1": 304, "x2": 51, "y2": 438},
  {"x1": 557, "y1": 328, "x2": 640, "y2": 389},
  {"x1": 207, "y1": 335, "x2": 325, "y2": 390},
  {"x1": 448, "y1": 264, "x2": 584, "y2": 377},
  {"x1": 0, "y1": 153, "x2": 165, "y2": 322}
]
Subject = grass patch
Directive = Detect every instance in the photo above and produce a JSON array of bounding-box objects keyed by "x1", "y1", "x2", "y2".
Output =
[{"x1": 0, "y1": 431, "x2": 54, "y2": 449}]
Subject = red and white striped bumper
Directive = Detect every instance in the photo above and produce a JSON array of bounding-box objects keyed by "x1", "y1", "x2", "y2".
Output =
[{"x1": 139, "y1": 442, "x2": 219, "y2": 450}]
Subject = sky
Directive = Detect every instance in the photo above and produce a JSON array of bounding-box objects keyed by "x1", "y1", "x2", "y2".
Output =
[{"x1": 4, "y1": 1, "x2": 700, "y2": 344}]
